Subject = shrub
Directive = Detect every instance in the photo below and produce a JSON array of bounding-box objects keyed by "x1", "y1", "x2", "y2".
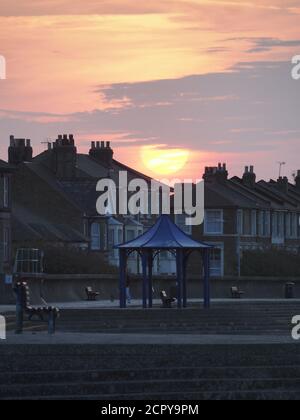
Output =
[
  {"x1": 13, "y1": 242, "x2": 117, "y2": 275},
  {"x1": 241, "y1": 248, "x2": 300, "y2": 277}
]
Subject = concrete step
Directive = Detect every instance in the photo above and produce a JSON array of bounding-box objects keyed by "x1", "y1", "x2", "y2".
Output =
[
  {"x1": 2, "y1": 377, "x2": 300, "y2": 399},
  {"x1": 1, "y1": 344, "x2": 300, "y2": 400},
  {"x1": 7, "y1": 390, "x2": 300, "y2": 401},
  {"x1": 1, "y1": 365, "x2": 300, "y2": 385}
]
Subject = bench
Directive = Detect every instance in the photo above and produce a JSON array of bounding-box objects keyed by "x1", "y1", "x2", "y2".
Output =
[
  {"x1": 85, "y1": 287, "x2": 100, "y2": 301},
  {"x1": 160, "y1": 290, "x2": 176, "y2": 308},
  {"x1": 231, "y1": 286, "x2": 245, "y2": 299},
  {"x1": 14, "y1": 282, "x2": 60, "y2": 334}
]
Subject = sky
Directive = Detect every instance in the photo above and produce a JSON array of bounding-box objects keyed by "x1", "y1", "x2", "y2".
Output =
[{"x1": 0, "y1": 0, "x2": 300, "y2": 181}]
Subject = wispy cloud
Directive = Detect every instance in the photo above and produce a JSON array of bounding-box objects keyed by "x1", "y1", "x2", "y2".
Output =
[{"x1": 1, "y1": 60, "x2": 299, "y2": 179}]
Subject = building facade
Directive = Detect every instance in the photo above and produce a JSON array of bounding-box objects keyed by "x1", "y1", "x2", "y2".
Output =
[
  {"x1": 9, "y1": 135, "x2": 175, "y2": 275},
  {"x1": 6, "y1": 135, "x2": 300, "y2": 278},
  {"x1": 194, "y1": 164, "x2": 300, "y2": 277}
]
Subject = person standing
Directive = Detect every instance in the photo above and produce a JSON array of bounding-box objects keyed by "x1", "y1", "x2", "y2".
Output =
[{"x1": 126, "y1": 275, "x2": 132, "y2": 304}]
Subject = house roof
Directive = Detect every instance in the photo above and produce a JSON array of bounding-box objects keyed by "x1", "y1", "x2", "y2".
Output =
[
  {"x1": 12, "y1": 205, "x2": 88, "y2": 243},
  {"x1": 230, "y1": 177, "x2": 281, "y2": 209},
  {"x1": 27, "y1": 150, "x2": 158, "y2": 217},
  {"x1": 117, "y1": 215, "x2": 212, "y2": 250},
  {"x1": 0, "y1": 159, "x2": 14, "y2": 172},
  {"x1": 257, "y1": 180, "x2": 299, "y2": 210},
  {"x1": 205, "y1": 180, "x2": 263, "y2": 209}
]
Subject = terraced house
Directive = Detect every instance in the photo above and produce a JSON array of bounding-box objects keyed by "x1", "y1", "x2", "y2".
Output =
[
  {"x1": 8, "y1": 135, "x2": 175, "y2": 275},
  {"x1": 198, "y1": 164, "x2": 300, "y2": 277},
  {"x1": 5, "y1": 134, "x2": 300, "y2": 279}
]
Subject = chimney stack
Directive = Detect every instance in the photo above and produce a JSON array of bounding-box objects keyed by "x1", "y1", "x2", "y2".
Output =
[
  {"x1": 277, "y1": 176, "x2": 289, "y2": 194},
  {"x1": 8, "y1": 135, "x2": 33, "y2": 165},
  {"x1": 52, "y1": 134, "x2": 77, "y2": 180},
  {"x1": 203, "y1": 163, "x2": 228, "y2": 183},
  {"x1": 242, "y1": 165, "x2": 256, "y2": 188},
  {"x1": 89, "y1": 140, "x2": 114, "y2": 166}
]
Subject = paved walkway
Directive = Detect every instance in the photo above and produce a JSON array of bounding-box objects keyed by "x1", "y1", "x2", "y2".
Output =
[
  {"x1": 2, "y1": 298, "x2": 300, "y2": 312},
  {"x1": 1, "y1": 331, "x2": 298, "y2": 345}
]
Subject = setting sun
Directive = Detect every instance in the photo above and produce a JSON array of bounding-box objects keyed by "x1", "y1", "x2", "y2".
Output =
[{"x1": 141, "y1": 145, "x2": 190, "y2": 176}]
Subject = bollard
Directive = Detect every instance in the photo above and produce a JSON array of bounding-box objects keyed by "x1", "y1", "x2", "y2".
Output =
[
  {"x1": 285, "y1": 282, "x2": 295, "y2": 299},
  {"x1": 48, "y1": 308, "x2": 58, "y2": 335}
]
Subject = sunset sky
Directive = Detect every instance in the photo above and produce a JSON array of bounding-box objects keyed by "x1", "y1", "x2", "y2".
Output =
[{"x1": 0, "y1": 0, "x2": 300, "y2": 180}]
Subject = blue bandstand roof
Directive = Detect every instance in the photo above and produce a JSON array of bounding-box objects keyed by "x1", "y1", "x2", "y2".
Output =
[{"x1": 116, "y1": 215, "x2": 212, "y2": 250}]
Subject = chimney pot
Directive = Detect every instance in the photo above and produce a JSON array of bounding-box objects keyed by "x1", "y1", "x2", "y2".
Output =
[
  {"x1": 8, "y1": 135, "x2": 33, "y2": 164},
  {"x1": 242, "y1": 165, "x2": 256, "y2": 188},
  {"x1": 89, "y1": 140, "x2": 114, "y2": 166}
]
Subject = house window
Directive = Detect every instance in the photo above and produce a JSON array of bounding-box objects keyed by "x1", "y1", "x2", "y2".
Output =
[
  {"x1": 286, "y1": 213, "x2": 298, "y2": 239},
  {"x1": 126, "y1": 229, "x2": 135, "y2": 242},
  {"x1": 243, "y1": 210, "x2": 252, "y2": 236},
  {"x1": 265, "y1": 211, "x2": 271, "y2": 236},
  {"x1": 91, "y1": 223, "x2": 101, "y2": 250},
  {"x1": 3, "y1": 176, "x2": 9, "y2": 208},
  {"x1": 118, "y1": 229, "x2": 123, "y2": 245},
  {"x1": 237, "y1": 210, "x2": 243, "y2": 235},
  {"x1": 204, "y1": 210, "x2": 223, "y2": 235},
  {"x1": 175, "y1": 214, "x2": 192, "y2": 235},
  {"x1": 258, "y1": 211, "x2": 271, "y2": 237},
  {"x1": 286, "y1": 213, "x2": 291, "y2": 238},
  {"x1": 258, "y1": 211, "x2": 264, "y2": 236},
  {"x1": 292, "y1": 214, "x2": 299, "y2": 238},
  {"x1": 251, "y1": 210, "x2": 257, "y2": 236},
  {"x1": 209, "y1": 247, "x2": 223, "y2": 277},
  {"x1": 3, "y1": 227, "x2": 10, "y2": 262},
  {"x1": 273, "y1": 212, "x2": 284, "y2": 238}
]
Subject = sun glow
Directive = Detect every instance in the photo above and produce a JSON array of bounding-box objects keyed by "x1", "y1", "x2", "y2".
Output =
[{"x1": 141, "y1": 145, "x2": 190, "y2": 176}]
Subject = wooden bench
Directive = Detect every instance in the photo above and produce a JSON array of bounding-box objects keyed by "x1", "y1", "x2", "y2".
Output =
[
  {"x1": 14, "y1": 282, "x2": 60, "y2": 334},
  {"x1": 85, "y1": 287, "x2": 100, "y2": 301},
  {"x1": 160, "y1": 290, "x2": 176, "y2": 308},
  {"x1": 231, "y1": 286, "x2": 245, "y2": 299}
]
